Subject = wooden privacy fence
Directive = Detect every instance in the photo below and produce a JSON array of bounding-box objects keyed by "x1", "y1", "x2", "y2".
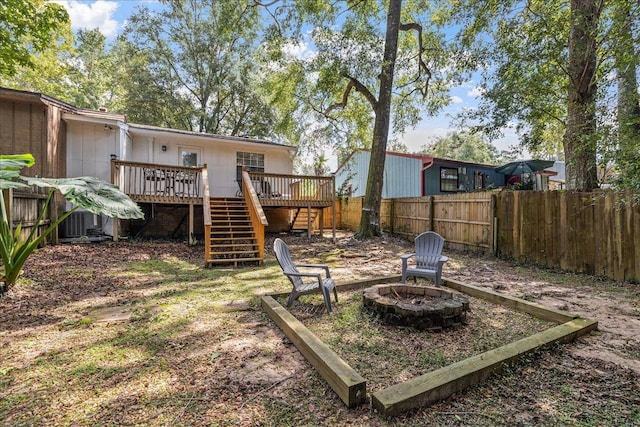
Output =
[
  {"x1": 333, "y1": 190, "x2": 640, "y2": 283},
  {"x1": 2, "y1": 188, "x2": 56, "y2": 244},
  {"x1": 496, "y1": 190, "x2": 640, "y2": 282},
  {"x1": 337, "y1": 193, "x2": 495, "y2": 253}
]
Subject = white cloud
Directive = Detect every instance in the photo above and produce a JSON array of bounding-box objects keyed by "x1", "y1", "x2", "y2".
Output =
[
  {"x1": 400, "y1": 127, "x2": 450, "y2": 152},
  {"x1": 450, "y1": 95, "x2": 463, "y2": 104},
  {"x1": 467, "y1": 86, "x2": 485, "y2": 98},
  {"x1": 282, "y1": 40, "x2": 316, "y2": 61},
  {"x1": 54, "y1": 1, "x2": 119, "y2": 37}
]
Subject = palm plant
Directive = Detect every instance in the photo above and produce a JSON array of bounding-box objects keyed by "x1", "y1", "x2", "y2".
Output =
[{"x1": 0, "y1": 154, "x2": 144, "y2": 295}]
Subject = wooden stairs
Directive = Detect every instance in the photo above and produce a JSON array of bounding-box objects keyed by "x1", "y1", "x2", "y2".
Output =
[
  {"x1": 290, "y1": 208, "x2": 320, "y2": 232},
  {"x1": 205, "y1": 197, "x2": 262, "y2": 267}
]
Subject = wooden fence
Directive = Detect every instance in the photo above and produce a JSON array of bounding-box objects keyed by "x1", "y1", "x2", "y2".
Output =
[
  {"x1": 3, "y1": 188, "x2": 56, "y2": 244},
  {"x1": 336, "y1": 193, "x2": 495, "y2": 253},
  {"x1": 331, "y1": 190, "x2": 640, "y2": 283},
  {"x1": 496, "y1": 190, "x2": 640, "y2": 282}
]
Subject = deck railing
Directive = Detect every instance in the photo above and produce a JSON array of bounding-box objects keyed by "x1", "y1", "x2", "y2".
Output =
[
  {"x1": 246, "y1": 171, "x2": 334, "y2": 207},
  {"x1": 202, "y1": 166, "x2": 211, "y2": 251},
  {"x1": 111, "y1": 160, "x2": 204, "y2": 204},
  {"x1": 242, "y1": 169, "x2": 268, "y2": 262}
]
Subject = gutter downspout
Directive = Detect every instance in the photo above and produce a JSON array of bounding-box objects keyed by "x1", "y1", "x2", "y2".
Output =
[{"x1": 421, "y1": 158, "x2": 435, "y2": 196}]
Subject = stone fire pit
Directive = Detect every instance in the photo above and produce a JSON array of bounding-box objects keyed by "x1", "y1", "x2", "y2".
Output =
[{"x1": 362, "y1": 284, "x2": 469, "y2": 331}]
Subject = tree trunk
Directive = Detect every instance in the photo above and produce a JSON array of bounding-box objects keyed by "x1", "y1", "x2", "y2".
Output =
[
  {"x1": 563, "y1": 0, "x2": 599, "y2": 191},
  {"x1": 356, "y1": 0, "x2": 403, "y2": 237}
]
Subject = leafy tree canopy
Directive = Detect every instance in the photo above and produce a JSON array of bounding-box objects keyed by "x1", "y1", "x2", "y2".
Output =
[
  {"x1": 119, "y1": 0, "x2": 281, "y2": 138},
  {"x1": 268, "y1": 0, "x2": 457, "y2": 161},
  {"x1": 440, "y1": 0, "x2": 639, "y2": 189},
  {"x1": 418, "y1": 131, "x2": 504, "y2": 165},
  {"x1": 0, "y1": 0, "x2": 70, "y2": 77}
]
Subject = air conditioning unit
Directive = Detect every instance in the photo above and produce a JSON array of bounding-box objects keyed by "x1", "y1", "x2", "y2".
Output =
[{"x1": 60, "y1": 211, "x2": 103, "y2": 239}]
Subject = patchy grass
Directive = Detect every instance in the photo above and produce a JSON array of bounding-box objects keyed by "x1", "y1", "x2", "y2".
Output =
[{"x1": 0, "y1": 235, "x2": 638, "y2": 426}]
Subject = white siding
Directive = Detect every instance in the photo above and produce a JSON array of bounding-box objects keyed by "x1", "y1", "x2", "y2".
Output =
[
  {"x1": 335, "y1": 151, "x2": 422, "y2": 198},
  {"x1": 128, "y1": 132, "x2": 293, "y2": 197},
  {"x1": 382, "y1": 154, "x2": 421, "y2": 198},
  {"x1": 66, "y1": 121, "x2": 119, "y2": 182}
]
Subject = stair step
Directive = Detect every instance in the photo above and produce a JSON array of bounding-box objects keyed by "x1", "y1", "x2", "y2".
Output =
[
  {"x1": 208, "y1": 250, "x2": 259, "y2": 256},
  {"x1": 209, "y1": 231, "x2": 255, "y2": 235},
  {"x1": 206, "y1": 257, "x2": 262, "y2": 265},
  {"x1": 210, "y1": 212, "x2": 248, "y2": 216},
  {"x1": 209, "y1": 237, "x2": 257, "y2": 242},
  {"x1": 206, "y1": 197, "x2": 263, "y2": 266},
  {"x1": 207, "y1": 254, "x2": 260, "y2": 260},
  {"x1": 209, "y1": 244, "x2": 256, "y2": 248}
]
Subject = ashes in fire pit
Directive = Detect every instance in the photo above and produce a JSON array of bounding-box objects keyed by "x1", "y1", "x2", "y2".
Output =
[{"x1": 362, "y1": 284, "x2": 469, "y2": 331}]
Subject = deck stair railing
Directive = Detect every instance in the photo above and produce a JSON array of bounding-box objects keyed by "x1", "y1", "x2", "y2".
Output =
[{"x1": 203, "y1": 167, "x2": 266, "y2": 267}]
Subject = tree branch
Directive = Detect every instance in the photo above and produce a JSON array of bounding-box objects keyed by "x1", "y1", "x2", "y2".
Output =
[
  {"x1": 399, "y1": 22, "x2": 431, "y2": 98},
  {"x1": 323, "y1": 75, "x2": 377, "y2": 117}
]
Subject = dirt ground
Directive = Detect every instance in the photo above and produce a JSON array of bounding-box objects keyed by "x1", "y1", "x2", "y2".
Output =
[
  {"x1": 1, "y1": 230, "x2": 639, "y2": 426},
  {"x1": 285, "y1": 231, "x2": 640, "y2": 375}
]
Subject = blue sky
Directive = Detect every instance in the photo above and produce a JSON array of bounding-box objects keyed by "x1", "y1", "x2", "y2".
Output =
[{"x1": 54, "y1": 0, "x2": 519, "y2": 166}]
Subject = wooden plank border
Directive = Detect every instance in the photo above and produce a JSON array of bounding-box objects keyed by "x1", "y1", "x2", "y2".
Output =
[
  {"x1": 444, "y1": 278, "x2": 577, "y2": 324},
  {"x1": 371, "y1": 277, "x2": 598, "y2": 418},
  {"x1": 261, "y1": 296, "x2": 367, "y2": 407},
  {"x1": 371, "y1": 317, "x2": 597, "y2": 417},
  {"x1": 262, "y1": 275, "x2": 597, "y2": 418}
]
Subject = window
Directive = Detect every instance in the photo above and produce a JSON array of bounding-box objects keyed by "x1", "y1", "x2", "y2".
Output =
[
  {"x1": 440, "y1": 167, "x2": 459, "y2": 192},
  {"x1": 474, "y1": 171, "x2": 485, "y2": 190},
  {"x1": 179, "y1": 146, "x2": 201, "y2": 167},
  {"x1": 236, "y1": 152, "x2": 264, "y2": 172}
]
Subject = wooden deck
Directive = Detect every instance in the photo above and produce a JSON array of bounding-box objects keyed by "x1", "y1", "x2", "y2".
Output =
[
  {"x1": 245, "y1": 171, "x2": 334, "y2": 208},
  {"x1": 111, "y1": 160, "x2": 204, "y2": 205},
  {"x1": 111, "y1": 161, "x2": 336, "y2": 259},
  {"x1": 111, "y1": 161, "x2": 335, "y2": 209}
]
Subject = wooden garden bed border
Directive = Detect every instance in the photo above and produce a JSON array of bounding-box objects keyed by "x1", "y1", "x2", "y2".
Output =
[
  {"x1": 261, "y1": 275, "x2": 598, "y2": 417},
  {"x1": 261, "y1": 275, "x2": 399, "y2": 407}
]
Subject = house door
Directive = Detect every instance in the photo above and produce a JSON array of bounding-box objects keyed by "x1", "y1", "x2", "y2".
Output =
[{"x1": 179, "y1": 146, "x2": 202, "y2": 167}]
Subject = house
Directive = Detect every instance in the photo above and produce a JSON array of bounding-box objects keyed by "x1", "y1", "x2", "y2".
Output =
[
  {"x1": 547, "y1": 161, "x2": 566, "y2": 190},
  {"x1": 1, "y1": 87, "x2": 335, "y2": 265},
  {"x1": 335, "y1": 149, "x2": 505, "y2": 198}
]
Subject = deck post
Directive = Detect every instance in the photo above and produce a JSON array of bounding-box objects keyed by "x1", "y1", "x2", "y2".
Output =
[
  {"x1": 111, "y1": 160, "x2": 120, "y2": 241},
  {"x1": 307, "y1": 204, "x2": 311, "y2": 239},
  {"x1": 113, "y1": 219, "x2": 119, "y2": 241},
  {"x1": 319, "y1": 208, "x2": 324, "y2": 237},
  {"x1": 189, "y1": 202, "x2": 194, "y2": 245},
  {"x1": 332, "y1": 174, "x2": 336, "y2": 243}
]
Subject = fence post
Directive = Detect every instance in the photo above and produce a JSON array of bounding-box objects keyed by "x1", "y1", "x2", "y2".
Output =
[
  {"x1": 3, "y1": 188, "x2": 13, "y2": 232},
  {"x1": 428, "y1": 196, "x2": 435, "y2": 232},
  {"x1": 49, "y1": 191, "x2": 59, "y2": 245},
  {"x1": 332, "y1": 177, "x2": 336, "y2": 242},
  {"x1": 491, "y1": 193, "x2": 497, "y2": 255},
  {"x1": 389, "y1": 198, "x2": 395, "y2": 234}
]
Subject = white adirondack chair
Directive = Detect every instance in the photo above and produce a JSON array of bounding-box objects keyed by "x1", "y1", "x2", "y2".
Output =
[
  {"x1": 401, "y1": 231, "x2": 448, "y2": 286},
  {"x1": 273, "y1": 238, "x2": 338, "y2": 313}
]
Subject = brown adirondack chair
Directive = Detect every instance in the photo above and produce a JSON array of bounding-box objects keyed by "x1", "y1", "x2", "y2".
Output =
[
  {"x1": 273, "y1": 238, "x2": 337, "y2": 313},
  {"x1": 401, "y1": 231, "x2": 448, "y2": 286}
]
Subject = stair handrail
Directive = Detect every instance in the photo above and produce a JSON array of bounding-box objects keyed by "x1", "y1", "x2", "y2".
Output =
[
  {"x1": 242, "y1": 167, "x2": 268, "y2": 262},
  {"x1": 201, "y1": 165, "x2": 211, "y2": 260}
]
